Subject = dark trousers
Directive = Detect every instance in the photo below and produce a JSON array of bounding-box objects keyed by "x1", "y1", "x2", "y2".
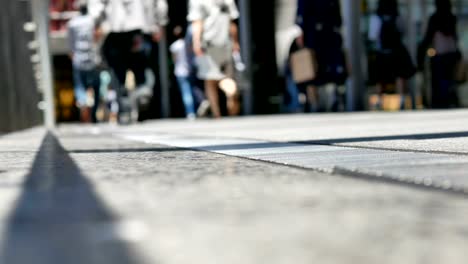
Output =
[
  {"x1": 102, "y1": 30, "x2": 148, "y2": 92},
  {"x1": 141, "y1": 34, "x2": 162, "y2": 119},
  {"x1": 430, "y1": 52, "x2": 460, "y2": 108}
]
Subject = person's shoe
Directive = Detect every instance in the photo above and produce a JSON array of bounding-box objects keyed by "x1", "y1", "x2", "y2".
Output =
[
  {"x1": 136, "y1": 85, "x2": 153, "y2": 107},
  {"x1": 196, "y1": 100, "x2": 210, "y2": 117},
  {"x1": 79, "y1": 107, "x2": 92, "y2": 123},
  {"x1": 186, "y1": 113, "x2": 196, "y2": 121}
]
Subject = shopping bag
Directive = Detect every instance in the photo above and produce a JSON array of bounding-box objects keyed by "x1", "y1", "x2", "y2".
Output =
[{"x1": 290, "y1": 48, "x2": 317, "y2": 84}]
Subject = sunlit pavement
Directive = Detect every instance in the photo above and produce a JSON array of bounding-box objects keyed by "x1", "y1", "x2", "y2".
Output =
[{"x1": 1, "y1": 110, "x2": 468, "y2": 263}]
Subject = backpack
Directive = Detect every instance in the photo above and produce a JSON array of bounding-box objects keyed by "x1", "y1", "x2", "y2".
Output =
[{"x1": 379, "y1": 15, "x2": 400, "y2": 50}]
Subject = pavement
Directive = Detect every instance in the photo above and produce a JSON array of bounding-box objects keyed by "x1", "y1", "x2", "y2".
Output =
[{"x1": 1, "y1": 109, "x2": 468, "y2": 263}]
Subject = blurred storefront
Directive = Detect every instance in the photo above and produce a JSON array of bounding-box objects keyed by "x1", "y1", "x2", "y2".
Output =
[{"x1": 49, "y1": 0, "x2": 79, "y2": 122}]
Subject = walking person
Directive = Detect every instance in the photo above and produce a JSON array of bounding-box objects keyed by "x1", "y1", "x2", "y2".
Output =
[
  {"x1": 88, "y1": 0, "x2": 168, "y2": 122},
  {"x1": 368, "y1": 0, "x2": 416, "y2": 110},
  {"x1": 296, "y1": 0, "x2": 348, "y2": 112},
  {"x1": 188, "y1": 0, "x2": 241, "y2": 118},
  {"x1": 68, "y1": 0, "x2": 101, "y2": 123},
  {"x1": 170, "y1": 26, "x2": 196, "y2": 120},
  {"x1": 184, "y1": 24, "x2": 211, "y2": 117},
  {"x1": 418, "y1": 0, "x2": 462, "y2": 108}
]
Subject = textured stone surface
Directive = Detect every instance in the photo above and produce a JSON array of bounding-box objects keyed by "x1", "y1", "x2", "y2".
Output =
[
  {"x1": 117, "y1": 110, "x2": 468, "y2": 193},
  {"x1": 1, "y1": 111, "x2": 468, "y2": 263}
]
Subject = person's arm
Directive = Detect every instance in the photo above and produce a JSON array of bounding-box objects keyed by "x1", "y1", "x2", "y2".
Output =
[
  {"x1": 230, "y1": 21, "x2": 240, "y2": 52},
  {"x1": 88, "y1": 0, "x2": 107, "y2": 27},
  {"x1": 192, "y1": 20, "x2": 204, "y2": 57},
  {"x1": 227, "y1": 0, "x2": 240, "y2": 52},
  {"x1": 169, "y1": 43, "x2": 178, "y2": 62},
  {"x1": 151, "y1": 0, "x2": 169, "y2": 42},
  {"x1": 187, "y1": 0, "x2": 205, "y2": 56}
]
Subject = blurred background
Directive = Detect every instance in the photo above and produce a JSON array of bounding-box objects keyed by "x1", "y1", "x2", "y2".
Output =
[{"x1": 2, "y1": 0, "x2": 468, "y2": 133}]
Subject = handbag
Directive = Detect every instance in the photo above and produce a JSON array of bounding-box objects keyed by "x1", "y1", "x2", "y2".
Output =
[{"x1": 290, "y1": 48, "x2": 318, "y2": 84}]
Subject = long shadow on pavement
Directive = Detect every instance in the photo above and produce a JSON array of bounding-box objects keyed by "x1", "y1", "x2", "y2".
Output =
[{"x1": 0, "y1": 132, "x2": 147, "y2": 264}]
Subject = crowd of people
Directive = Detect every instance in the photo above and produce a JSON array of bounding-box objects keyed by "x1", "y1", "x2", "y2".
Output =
[
  {"x1": 66, "y1": 0, "x2": 465, "y2": 123},
  {"x1": 283, "y1": 0, "x2": 464, "y2": 113},
  {"x1": 67, "y1": 0, "x2": 242, "y2": 123}
]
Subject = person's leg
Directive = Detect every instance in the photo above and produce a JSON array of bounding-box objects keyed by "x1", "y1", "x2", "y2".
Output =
[
  {"x1": 396, "y1": 77, "x2": 407, "y2": 110},
  {"x1": 176, "y1": 76, "x2": 196, "y2": 117},
  {"x1": 306, "y1": 85, "x2": 319, "y2": 112},
  {"x1": 205, "y1": 80, "x2": 222, "y2": 118},
  {"x1": 430, "y1": 57, "x2": 443, "y2": 109},
  {"x1": 129, "y1": 51, "x2": 148, "y2": 87},
  {"x1": 73, "y1": 68, "x2": 87, "y2": 107},
  {"x1": 218, "y1": 77, "x2": 240, "y2": 116},
  {"x1": 331, "y1": 84, "x2": 343, "y2": 112},
  {"x1": 285, "y1": 66, "x2": 301, "y2": 113},
  {"x1": 375, "y1": 82, "x2": 384, "y2": 110},
  {"x1": 127, "y1": 31, "x2": 147, "y2": 87},
  {"x1": 104, "y1": 33, "x2": 130, "y2": 100},
  {"x1": 90, "y1": 70, "x2": 101, "y2": 123},
  {"x1": 448, "y1": 54, "x2": 460, "y2": 108},
  {"x1": 72, "y1": 68, "x2": 90, "y2": 122},
  {"x1": 147, "y1": 37, "x2": 162, "y2": 118}
]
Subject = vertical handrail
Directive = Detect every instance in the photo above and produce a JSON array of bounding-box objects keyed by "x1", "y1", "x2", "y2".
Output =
[
  {"x1": 31, "y1": 0, "x2": 55, "y2": 129},
  {"x1": 344, "y1": 0, "x2": 365, "y2": 111},
  {"x1": 158, "y1": 32, "x2": 171, "y2": 118},
  {"x1": 238, "y1": 0, "x2": 253, "y2": 115}
]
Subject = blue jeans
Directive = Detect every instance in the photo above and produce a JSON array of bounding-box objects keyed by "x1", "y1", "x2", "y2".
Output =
[
  {"x1": 284, "y1": 65, "x2": 301, "y2": 113},
  {"x1": 73, "y1": 67, "x2": 101, "y2": 122},
  {"x1": 176, "y1": 76, "x2": 195, "y2": 116}
]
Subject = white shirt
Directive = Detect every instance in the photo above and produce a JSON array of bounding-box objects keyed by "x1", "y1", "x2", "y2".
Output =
[
  {"x1": 187, "y1": 0, "x2": 239, "y2": 47},
  {"x1": 89, "y1": 0, "x2": 168, "y2": 33},
  {"x1": 170, "y1": 39, "x2": 190, "y2": 77},
  {"x1": 68, "y1": 14, "x2": 98, "y2": 70}
]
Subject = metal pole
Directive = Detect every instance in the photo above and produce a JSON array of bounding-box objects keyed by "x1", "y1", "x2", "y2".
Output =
[
  {"x1": 344, "y1": 0, "x2": 364, "y2": 111},
  {"x1": 31, "y1": 0, "x2": 55, "y2": 129},
  {"x1": 420, "y1": 0, "x2": 431, "y2": 107},
  {"x1": 238, "y1": 0, "x2": 253, "y2": 115},
  {"x1": 158, "y1": 32, "x2": 171, "y2": 118},
  {"x1": 407, "y1": 0, "x2": 417, "y2": 109}
]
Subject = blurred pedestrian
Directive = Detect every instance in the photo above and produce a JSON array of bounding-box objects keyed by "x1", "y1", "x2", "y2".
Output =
[
  {"x1": 184, "y1": 24, "x2": 211, "y2": 117},
  {"x1": 418, "y1": 0, "x2": 462, "y2": 108},
  {"x1": 296, "y1": 0, "x2": 348, "y2": 112},
  {"x1": 368, "y1": 0, "x2": 416, "y2": 110},
  {"x1": 88, "y1": 0, "x2": 168, "y2": 121},
  {"x1": 68, "y1": 0, "x2": 101, "y2": 123},
  {"x1": 188, "y1": 0, "x2": 241, "y2": 118},
  {"x1": 170, "y1": 26, "x2": 196, "y2": 120}
]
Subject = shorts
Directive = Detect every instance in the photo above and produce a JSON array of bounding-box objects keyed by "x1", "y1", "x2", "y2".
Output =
[{"x1": 196, "y1": 45, "x2": 233, "y2": 81}]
